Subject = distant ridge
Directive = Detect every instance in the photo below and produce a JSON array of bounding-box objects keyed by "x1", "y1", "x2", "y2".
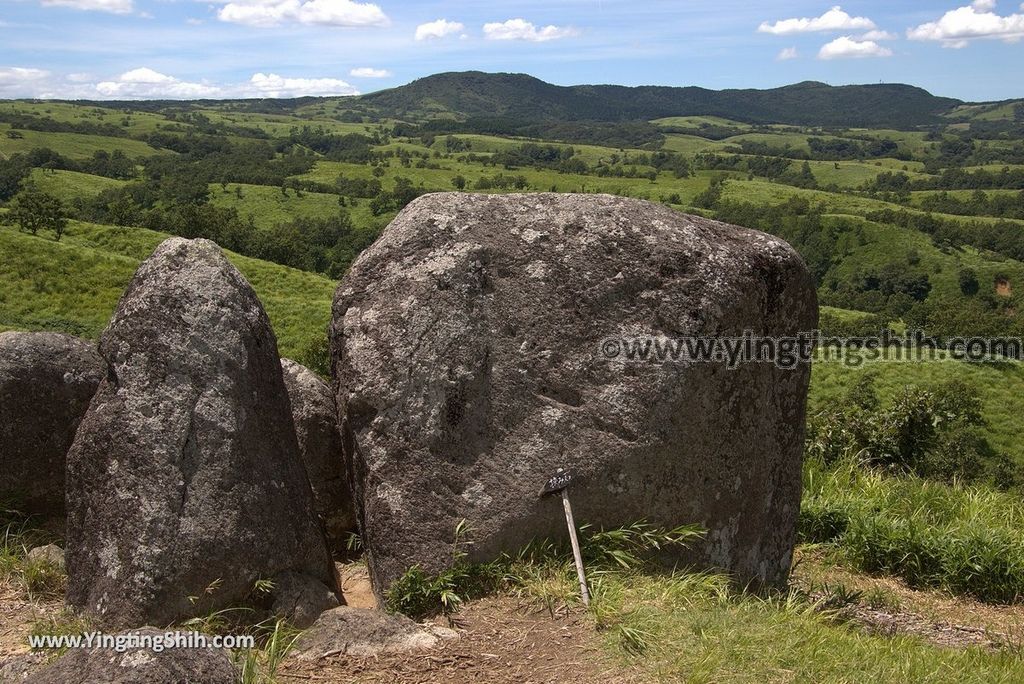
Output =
[{"x1": 358, "y1": 71, "x2": 963, "y2": 129}]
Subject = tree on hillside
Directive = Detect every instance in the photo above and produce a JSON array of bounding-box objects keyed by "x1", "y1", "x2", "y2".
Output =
[
  {"x1": 959, "y1": 268, "x2": 980, "y2": 297},
  {"x1": 9, "y1": 187, "x2": 68, "y2": 241}
]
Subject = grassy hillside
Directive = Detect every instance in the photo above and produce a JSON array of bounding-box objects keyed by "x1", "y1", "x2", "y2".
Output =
[
  {"x1": 27, "y1": 168, "x2": 127, "y2": 202},
  {"x1": 0, "y1": 222, "x2": 334, "y2": 360},
  {"x1": 0, "y1": 123, "x2": 165, "y2": 159}
]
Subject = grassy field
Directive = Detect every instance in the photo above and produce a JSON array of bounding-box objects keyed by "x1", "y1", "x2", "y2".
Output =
[
  {"x1": 0, "y1": 222, "x2": 335, "y2": 359},
  {"x1": 0, "y1": 101, "x2": 184, "y2": 136},
  {"x1": 296, "y1": 158, "x2": 715, "y2": 204},
  {"x1": 720, "y1": 178, "x2": 1024, "y2": 227},
  {"x1": 208, "y1": 182, "x2": 344, "y2": 229},
  {"x1": 802, "y1": 454, "x2": 1024, "y2": 602},
  {"x1": 807, "y1": 159, "x2": 928, "y2": 188},
  {"x1": 27, "y1": 168, "x2": 128, "y2": 202},
  {"x1": 0, "y1": 123, "x2": 166, "y2": 159},
  {"x1": 651, "y1": 115, "x2": 752, "y2": 129},
  {"x1": 197, "y1": 108, "x2": 380, "y2": 137}
]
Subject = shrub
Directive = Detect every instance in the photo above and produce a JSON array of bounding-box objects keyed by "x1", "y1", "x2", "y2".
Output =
[{"x1": 805, "y1": 375, "x2": 1014, "y2": 487}]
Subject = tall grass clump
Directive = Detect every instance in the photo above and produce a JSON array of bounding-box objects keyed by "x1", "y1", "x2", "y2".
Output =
[
  {"x1": 801, "y1": 454, "x2": 1024, "y2": 603},
  {"x1": 384, "y1": 520, "x2": 704, "y2": 620},
  {"x1": 1, "y1": 503, "x2": 65, "y2": 599}
]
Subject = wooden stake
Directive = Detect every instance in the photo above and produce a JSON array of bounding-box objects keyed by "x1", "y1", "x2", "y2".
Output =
[{"x1": 560, "y1": 488, "x2": 590, "y2": 607}]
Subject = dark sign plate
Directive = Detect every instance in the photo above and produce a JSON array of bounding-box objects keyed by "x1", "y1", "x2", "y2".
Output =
[{"x1": 541, "y1": 469, "x2": 575, "y2": 496}]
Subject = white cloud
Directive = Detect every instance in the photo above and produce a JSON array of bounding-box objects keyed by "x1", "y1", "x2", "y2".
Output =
[
  {"x1": 776, "y1": 47, "x2": 799, "y2": 60},
  {"x1": 243, "y1": 72, "x2": 358, "y2": 97},
  {"x1": 215, "y1": 0, "x2": 389, "y2": 28},
  {"x1": 349, "y1": 67, "x2": 391, "y2": 78},
  {"x1": 414, "y1": 18, "x2": 465, "y2": 41},
  {"x1": 39, "y1": 0, "x2": 133, "y2": 13},
  {"x1": 0, "y1": 65, "x2": 362, "y2": 99},
  {"x1": 818, "y1": 36, "x2": 894, "y2": 59},
  {"x1": 483, "y1": 18, "x2": 579, "y2": 42},
  {"x1": 759, "y1": 6, "x2": 875, "y2": 35},
  {"x1": 907, "y1": 3, "x2": 1024, "y2": 47},
  {"x1": 0, "y1": 67, "x2": 50, "y2": 96},
  {"x1": 95, "y1": 67, "x2": 222, "y2": 98},
  {"x1": 860, "y1": 29, "x2": 897, "y2": 41}
]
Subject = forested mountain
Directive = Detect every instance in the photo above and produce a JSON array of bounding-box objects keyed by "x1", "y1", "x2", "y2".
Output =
[{"x1": 358, "y1": 72, "x2": 963, "y2": 128}]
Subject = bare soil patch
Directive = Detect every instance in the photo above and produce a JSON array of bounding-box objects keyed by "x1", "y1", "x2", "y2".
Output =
[{"x1": 277, "y1": 596, "x2": 645, "y2": 684}]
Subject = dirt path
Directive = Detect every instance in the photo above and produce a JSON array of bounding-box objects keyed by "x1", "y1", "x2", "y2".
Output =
[{"x1": 277, "y1": 596, "x2": 645, "y2": 684}]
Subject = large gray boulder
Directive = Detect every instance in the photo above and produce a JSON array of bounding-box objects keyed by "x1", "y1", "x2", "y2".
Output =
[
  {"x1": 281, "y1": 359, "x2": 355, "y2": 550},
  {"x1": 331, "y1": 193, "x2": 817, "y2": 596},
  {"x1": 0, "y1": 331, "x2": 103, "y2": 518},
  {"x1": 66, "y1": 237, "x2": 337, "y2": 628},
  {"x1": 19, "y1": 628, "x2": 237, "y2": 684}
]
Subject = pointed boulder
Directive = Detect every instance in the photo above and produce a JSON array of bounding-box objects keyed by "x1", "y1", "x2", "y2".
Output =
[{"x1": 66, "y1": 237, "x2": 336, "y2": 628}]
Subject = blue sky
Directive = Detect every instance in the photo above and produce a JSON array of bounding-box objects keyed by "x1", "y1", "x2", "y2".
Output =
[{"x1": 1, "y1": 1, "x2": 1023, "y2": 101}]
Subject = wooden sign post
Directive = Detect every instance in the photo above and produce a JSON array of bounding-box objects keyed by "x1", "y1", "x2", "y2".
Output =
[{"x1": 541, "y1": 469, "x2": 590, "y2": 607}]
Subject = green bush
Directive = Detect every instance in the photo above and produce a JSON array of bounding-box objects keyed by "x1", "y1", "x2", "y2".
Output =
[{"x1": 806, "y1": 374, "x2": 1015, "y2": 487}]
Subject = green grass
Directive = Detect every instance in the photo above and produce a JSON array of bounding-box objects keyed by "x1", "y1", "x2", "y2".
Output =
[
  {"x1": 385, "y1": 519, "x2": 1024, "y2": 683},
  {"x1": 0, "y1": 123, "x2": 166, "y2": 159},
  {"x1": 909, "y1": 189, "x2": 1023, "y2": 207},
  {"x1": 820, "y1": 305, "x2": 874, "y2": 322},
  {"x1": 0, "y1": 101, "x2": 184, "y2": 136},
  {"x1": 208, "y1": 182, "x2": 345, "y2": 230},
  {"x1": 651, "y1": 115, "x2": 753, "y2": 129},
  {"x1": 0, "y1": 221, "x2": 334, "y2": 359},
  {"x1": 27, "y1": 168, "x2": 128, "y2": 202},
  {"x1": 721, "y1": 179, "x2": 1024, "y2": 227},
  {"x1": 806, "y1": 159, "x2": 929, "y2": 188},
  {"x1": 198, "y1": 108, "x2": 378, "y2": 137},
  {"x1": 1, "y1": 507, "x2": 64, "y2": 601},
  {"x1": 296, "y1": 159, "x2": 715, "y2": 204},
  {"x1": 597, "y1": 569, "x2": 1024, "y2": 682},
  {"x1": 801, "y1": 455, "x2": 1024, "y2": 603}
]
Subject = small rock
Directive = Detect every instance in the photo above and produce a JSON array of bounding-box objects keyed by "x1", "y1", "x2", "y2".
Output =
[
  {"x1": 291, "y1": 607, "x2": 448, "y2": 660},
  {"x1": 20, "y1": 628, "x2": 237, "y2": 684},
  {"x1": 0, "y1": 652, "x2": 48, "y2": 683},
  {"x1": 26, "y1": 545, "x2": 65, "y2": 572},
  {"x1": 271, "y1": 571, "x2": 341, "y2": 629}
]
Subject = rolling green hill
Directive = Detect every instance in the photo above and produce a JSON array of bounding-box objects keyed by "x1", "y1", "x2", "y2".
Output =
[{"x1": 0, "y1": 220, "x2": 335, "y2": 362}]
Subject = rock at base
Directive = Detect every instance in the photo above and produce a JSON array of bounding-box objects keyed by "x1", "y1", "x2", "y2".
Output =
[
  {"x1": 26, "y1": 545, "x2": 65, "y2": 573},
  {"x1": 271, "y1": 571, "x2": 341, "y2": 629},
  {"x1": 290, "y1": 606, "x2": 453, "y2": 660}
]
